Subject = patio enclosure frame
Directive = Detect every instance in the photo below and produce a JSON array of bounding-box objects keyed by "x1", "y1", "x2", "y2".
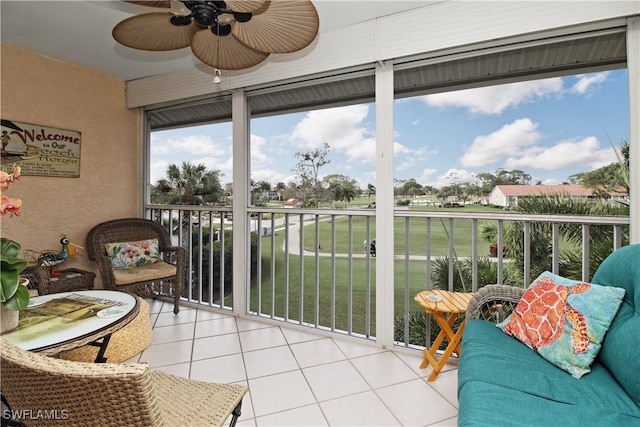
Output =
[{"x1": 141, "y1": 12, "x2": 640, "y2": 349}]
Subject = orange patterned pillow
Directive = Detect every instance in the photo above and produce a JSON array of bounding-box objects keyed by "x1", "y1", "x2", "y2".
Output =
[{"x1": 497, "y1": 272, "x2": 625, "y2": 378}]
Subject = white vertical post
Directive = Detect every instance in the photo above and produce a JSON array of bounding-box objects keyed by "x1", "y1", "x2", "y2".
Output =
[
  {"x1": 627, "y1": 17, "x2": 640, "y2": 244},
  {"x1": 375, "y1": 60, "x2": 395, "y2": 347},
  {"x1": 140, "y1": 110, "x2": 150, "y2": 217},
  {"x1": 232, "y1": 89, "x2": 249, "y2": 315}
]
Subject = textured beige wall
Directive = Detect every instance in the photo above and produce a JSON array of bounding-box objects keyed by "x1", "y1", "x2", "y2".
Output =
[{"x1": 1, "y1": 44, "x2": 140, "y2": 288}]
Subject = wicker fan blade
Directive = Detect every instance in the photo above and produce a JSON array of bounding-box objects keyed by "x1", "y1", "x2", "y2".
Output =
[
  {"x1": 232, "y1": 0, "x2": 318, "y2": 54},
  {"x1": 113, "y1": 13, "x2": 198, "y2": 51},
  {"x1": 124, "y1": 1, "x2": 171, "y2": 8},
  {"x1": 225, "y1": 0, "x2": 270, "y2": 14},
  {"x1": 191, "y1": 29, "x2": 269, "y2": 70}
]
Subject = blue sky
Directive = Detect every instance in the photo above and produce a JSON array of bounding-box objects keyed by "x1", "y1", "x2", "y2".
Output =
[{"x1": 150, "y1": 69, "x2": 629, "y2": 190}]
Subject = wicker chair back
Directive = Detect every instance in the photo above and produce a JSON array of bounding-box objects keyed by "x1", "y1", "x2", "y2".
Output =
[{"x1": 86, "y1": 218, "x2": 186, "y2": 314}]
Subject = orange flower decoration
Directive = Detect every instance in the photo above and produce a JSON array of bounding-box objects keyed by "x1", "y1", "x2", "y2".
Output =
[{"x1": 0, "y1": 164, "x2": 23, "y2": 216}]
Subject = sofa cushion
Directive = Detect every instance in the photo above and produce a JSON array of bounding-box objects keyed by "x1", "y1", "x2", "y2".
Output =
[
  {"x1": 591, "y1": 244, "x2": 640, "y2": 406},
  {"x1": 459, "y1": 320, "x2": 640, "y2": 418},
  {"x1": 496, "y1": 271, "x2": 624, "y2": 378},
  {"x1": 458, "y1": 378, "x2": 640, "y2": 427},
  {"x1": 105, "y1": 238, "x2": 160, "y2": 270},
  {"x1": 112, "y1": 261, "x2": 177, "y2": 285}
]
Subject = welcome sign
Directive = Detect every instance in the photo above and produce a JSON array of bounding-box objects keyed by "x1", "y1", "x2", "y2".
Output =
[{"x1": 1, "y1": 119, "x2": 81, "y2": 177}]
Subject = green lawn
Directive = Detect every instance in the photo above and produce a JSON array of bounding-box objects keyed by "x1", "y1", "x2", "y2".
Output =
[
  {"x1": 248, "y1": 204, "x2": 581, "y2": 338},
  {"x1": 300, "y1": 209, "x2": 502, "y2": 257},
  {"x1": 250, "y1": 251, "x2": 436, "y2": 337},
  {"x1": 250, "y1": 208, "x2": 487, "y2": 336}
]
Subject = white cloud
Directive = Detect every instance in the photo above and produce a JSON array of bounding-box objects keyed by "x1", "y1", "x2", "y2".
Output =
[
  {"x1": 417, "y1": 168, "x2": 437, "y2": 185},
  {"x1": 344, "y1": 136, "x2": 376, "y2": 164},
  {"x1": 421, "y1": 78, "x2": 563, "y2": 115},
  {"x1": 570, "y1": 72, "x2": 609, "y2": 95},
  {"x1": 150, "y1": 133, "x2": 231, "y2": 182},
  {"x1": 250, "y1": 134, "x2": 270, "y2": 170},
  {"x1": 151, "y1": 134, "x2": 225, "y2": 156},
  {"x1": 150, "y1": 159, "x2": 170, "y2": 184},
  {"x1": 505, "y1": 136, "x2": 616, "y2": 170},
  {"x1": 251, "y1": 169, "x2": 293, "y2": 185},
  {"x1": 431, "y1": 168, "x2": 478, "y2": 188},
  {"x1": 459, "y1": 118, "x2": 542, "y2": 167},
  {"x1": 290, "y1": 105, "x2": 375, "y2": 163},
  {"x1": 394, "y1": 142, "x2": 412, "y2": 155},
  {"x1": 542, "y1": 178, "x2": 563, "y2": 185},
  {"x1": 199, "y1": 155, "x2": 233, "y2": 181},
  {"x1": 396, "y1": 145, "x2": 431, "y2": 171},
  {"x1": 217, "y1": 156, "x2": 234, "y2": 174},
  {"x1": 361, "y1": 170, "x2": 376, "y2": 187}
]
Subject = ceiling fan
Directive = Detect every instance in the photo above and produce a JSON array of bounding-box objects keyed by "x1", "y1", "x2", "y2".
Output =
[{"x1": 113, "y1": 1, "x2": 319, "y2": 70}]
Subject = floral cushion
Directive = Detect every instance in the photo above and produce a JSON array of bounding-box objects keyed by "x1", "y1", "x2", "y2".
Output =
[
  {"x1": 104, "y1": 239, "x2": 160, "y2": 270},
  {"x1": 496, "y1": 271, "x2": 625, "y2": 378}
]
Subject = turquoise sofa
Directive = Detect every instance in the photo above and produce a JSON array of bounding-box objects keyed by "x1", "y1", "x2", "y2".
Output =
[{"x1": 458, "y1": 244, "x2": 640, "y2": 426}]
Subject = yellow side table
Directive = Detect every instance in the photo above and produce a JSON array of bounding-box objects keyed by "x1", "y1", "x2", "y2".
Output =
[{"x1": 414, "y1": 290, "x2": 474, "y2": 381}]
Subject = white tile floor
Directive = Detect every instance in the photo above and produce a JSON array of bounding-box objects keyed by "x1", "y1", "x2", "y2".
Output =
[{"x1": 131, "y1": 300, "x2": 459, "y2": 427}]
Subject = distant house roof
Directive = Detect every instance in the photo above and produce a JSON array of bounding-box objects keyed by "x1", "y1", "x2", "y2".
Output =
[
  {"x1": 494, "y1": 184, "x2": 596, "y2": 197},
  {"x1": 283, "y1": 198, "x2": 301, "y2": 206}
]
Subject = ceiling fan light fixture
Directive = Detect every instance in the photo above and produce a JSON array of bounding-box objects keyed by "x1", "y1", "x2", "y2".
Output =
[
  {"x1": 113, "y1": 0, "x2": 319, "y2": 70},
  {"x1": 233, "y1": 11, "x2": 253, "y2": 23},
  {"x1": 169, "y1": 15, "x2": 192, "y2": 26},
  {"x1": 213, "y1": 68, "x2": 222, "y2": 84},
  {"x1": 211, "y1": 21, "x2": 232, "y2": 36}
]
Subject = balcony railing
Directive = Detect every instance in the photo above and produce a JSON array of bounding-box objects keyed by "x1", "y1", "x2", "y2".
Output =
[{"x1": 145, "y1": 205, "x2": 629, "y2": 350}]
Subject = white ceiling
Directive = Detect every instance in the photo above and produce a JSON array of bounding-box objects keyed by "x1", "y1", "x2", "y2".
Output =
[{"x1": 0, "y1": 0, "x2": 436, "y2": 81}]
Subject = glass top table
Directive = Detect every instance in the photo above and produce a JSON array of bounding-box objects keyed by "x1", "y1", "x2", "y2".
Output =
[{"x1": 1, "y1": 290, "x2": 139, "y2": 362}]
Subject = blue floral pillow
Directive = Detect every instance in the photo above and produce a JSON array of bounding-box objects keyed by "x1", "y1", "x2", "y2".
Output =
[
  {"x1": 496, "y1": 271, "x2": 625, "y2": 378},
  {"x1": 104, "y1": 239, "x2": 160, "y2": 270}
]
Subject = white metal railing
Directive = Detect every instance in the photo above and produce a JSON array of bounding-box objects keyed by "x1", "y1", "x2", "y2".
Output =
[{"x1": 145, "y1": 205, "x2": 629, "y2": 349}]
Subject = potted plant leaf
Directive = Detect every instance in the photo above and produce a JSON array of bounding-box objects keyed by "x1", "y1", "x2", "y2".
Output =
[
  {"x1": 1, "y1": 238, "x2": 30, "y2": 332},
  {"x1": 1, "y1": 165, "x2": 30, "y2": 332}
]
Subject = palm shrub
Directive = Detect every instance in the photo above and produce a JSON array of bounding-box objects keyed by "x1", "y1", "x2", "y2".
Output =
[
  {"x1": 430, "y1": 255, "x2": 518, "y2": 292},
  {"x1": 190, "y1": 229, "x2": 259, "y2": 301},
  {"x1": 395, "y1": 256, "x2": 516, "y2": 347},
  {"x1": 505, "y1": 194, "x2": 628, "y2": 282},
  {"x1": 394, "y1": 310, "x2": 441, "y2": 347}
]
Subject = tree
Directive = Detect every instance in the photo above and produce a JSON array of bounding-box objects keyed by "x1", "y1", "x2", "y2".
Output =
[
  {"x1": 256, "y1": 180, "x2": 271, "y2": 193},
  {"x1": 222, "y1": 182, "x2": 233, "y2": 205},
  {"x1": 568, "y1": 139, "x2": 629, "y2": 199},
  {"x1": 422, "y1": 185, "x2": 438, "y2": 195},
  {"x1": 150, "y1": 161, "x2": 223, "y2": 205},
  {"x1": 393, "y1": 178, "x2": 406, "y2": 198},
  {"x1": 275, "y1": 182, "x2": 286, "y2": 200},
  {"x1": 436, "y1": 184, "x2": 461, "y2": 205},
  {"x1": 477, "y1": 168, "x2": 532, "y2": 194},
  {"x1": 191, "y1": 228, "x2": 259, "y2": 301},
  {"x1": 292, "y1": 142, "x2": 331, "y2": 207},
  {"x1": 150, "y1": 178, "x2": 179, "y2": 204},
  {"x1": 399, "y1": 178, "x2": 424, "y2": 197},
  {"x1": 253, "y1": 180, "x2": 271, "y2": 205},
  {"x1": 366, "y1": 183, "x2": 376, "y2": 206},
  {"x1": 323, "y1": 174, "x2": 359, "y2": 208}
]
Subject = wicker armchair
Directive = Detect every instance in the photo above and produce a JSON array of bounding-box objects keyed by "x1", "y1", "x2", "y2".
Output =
[
  {"x1": 0, "y1": 339, "x2": 247, "y2": 427},
  {"x1": 86, "y1": 218, "x2": 186, "y2": 314},
  {"x1": 466, "y1": 284, "x2": 526, "y2": 323}
]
